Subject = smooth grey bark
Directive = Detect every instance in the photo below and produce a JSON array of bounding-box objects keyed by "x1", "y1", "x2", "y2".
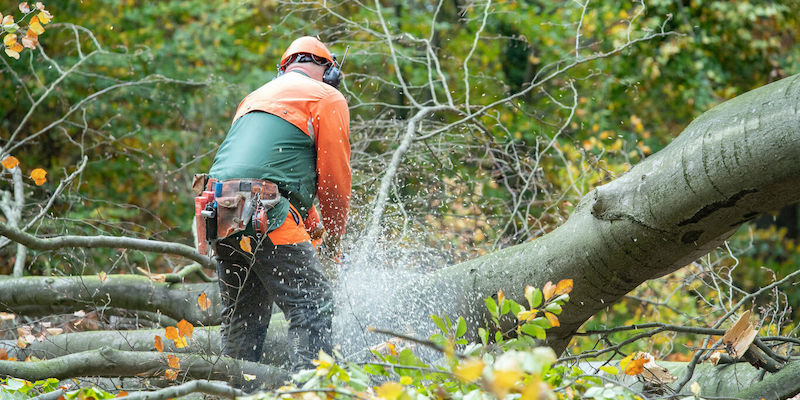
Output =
[
  {"x1": 0, "y1": 317, "x2": 289, "y2": 367},
  {"x1": 592, "y1": 360, "x2": 800, "y2": 399},
  {"x1": 0, "y1": 347, "x2": 289, "y2": 389},
  {"x1": 0, "y1": 275, "x2": 220, "y2": 326},
  {"x1": 407, "y1": 73, "x2": 800, "y2": 353}
]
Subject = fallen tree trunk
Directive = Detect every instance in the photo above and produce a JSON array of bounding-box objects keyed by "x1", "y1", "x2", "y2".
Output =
[
  {"x1": 0, "y1": 317, "x2": 289, "y2": 366},
  {"x1": 0, "y1": 275, "x2": 219, "y2": 326},
  {"x1": 409, "y1": 73, "x2": 800, "y2": 353},
  {"x1": 0, "y1": 347, "x2": 288, "y2": 389}
]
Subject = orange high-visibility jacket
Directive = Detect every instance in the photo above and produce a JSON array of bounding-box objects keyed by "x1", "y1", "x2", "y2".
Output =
[{"x1": 229, "y1": 71, "x2": 351, "y2": 238}]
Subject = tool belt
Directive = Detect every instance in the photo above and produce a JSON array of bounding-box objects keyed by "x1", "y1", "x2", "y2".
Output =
[{"x1": 193, "y1": 174, "x2": 280, "y2": 255}]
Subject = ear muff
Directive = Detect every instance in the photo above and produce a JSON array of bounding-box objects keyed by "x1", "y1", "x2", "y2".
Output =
[{"x1": 322, "y1": 62, "x2": 342, "y2": 89}]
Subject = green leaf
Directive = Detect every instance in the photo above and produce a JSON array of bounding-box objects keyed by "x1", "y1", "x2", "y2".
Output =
[
  {"x1": 507, "y1": 299, "x2": 523, "y2": 316},
  {"x1": 500, "y1": 298, "x2": 510, "y2": 315},
  {"x1": 545, "y1": 303, "x2": 562, "y2": 315},
  {"x1": 484, "y1": 298, "x2": 499, "y2": 321},
  {"x1": 520, "y1": 323, "x2": 546, "y2": 340},
  {"x1": 494, "y1": 330, "x2": 504, "y2": 343},
  {"x1": 526, "y1": 287, "x2": 543, "y2": 309},
  {"x1": 478, "y1": 327, "x2": 489, "y2": 345},
  {"x1": 431, "y1": 314, "x2": 448, "y2": 334},
  {"x1": 455, "y1": 317, "x2": 467, "y2": 338}
]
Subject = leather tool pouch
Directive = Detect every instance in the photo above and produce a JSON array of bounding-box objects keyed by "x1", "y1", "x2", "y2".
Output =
[{"x1": 216, "y1": 179, "x2": 280, "y2": 239}]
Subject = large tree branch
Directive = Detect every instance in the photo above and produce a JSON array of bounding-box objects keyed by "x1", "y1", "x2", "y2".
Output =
[
  {"x1": 0, "y1": 319, "x2": 288, "y2": 367},
  {"x1": 382, "y1": 73, "x2": 800, "y2": 354},
  {"x1": 0, "y1": 275, "x2": 219, "y2": 325},
  {"x1": 0, "y1": 222, "x2": 214, "y2": 269},
  {"x1": 0, "y1": 347, "x2": 288, "y2": 390}
]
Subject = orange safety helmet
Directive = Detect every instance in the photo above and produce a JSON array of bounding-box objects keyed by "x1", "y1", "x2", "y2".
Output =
[{"x1": 280, "y1": 36, "x2": 334, "y2": 69}]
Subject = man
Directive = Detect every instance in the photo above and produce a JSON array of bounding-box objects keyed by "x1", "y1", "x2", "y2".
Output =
[{"x1": 206, "y1": 36, "x2": 351, "y2": 369}]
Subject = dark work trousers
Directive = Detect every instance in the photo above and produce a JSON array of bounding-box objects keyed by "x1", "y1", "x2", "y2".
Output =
[{"x1": 214, "y1": 233, "x2": 334, "y2": 370}]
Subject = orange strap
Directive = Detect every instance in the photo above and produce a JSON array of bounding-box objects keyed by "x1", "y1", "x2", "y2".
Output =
[{"x1": 267, "y1": 203, "x2": 311, "y2": 245}]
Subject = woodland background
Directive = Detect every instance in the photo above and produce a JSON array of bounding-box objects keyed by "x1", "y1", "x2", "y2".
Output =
[{"x1": 1, "y1": 0, "x2": 800, "y2": 399}]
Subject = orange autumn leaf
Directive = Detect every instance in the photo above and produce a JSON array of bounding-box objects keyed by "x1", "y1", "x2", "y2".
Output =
[
  {"x1": 0, "y1": 348, "x2": 7, "y2": 360},
  {"x1": 167, "y1": 354, "x2": 180, "y2": 369},
  {"x1": 164, "y1": 368, "x2": 178, "y2": 380},
  {"x1": 624, "y1": 357, "x2": 648, "y2": 376},
  {"x1": 176, "y1": 319, "x2": 193, "y2": 338},
  {"x1": 544, "y1": 312, "x2": 560, "y2": 327},
  {"x1": 116, "y1": 390, "x2": 129, "y2": 397},
  {"x1": 30, "y1": 168, "x2": 46, "y2": 185},
  {"x1": 239, "y1": 236, "x2": 252, "y2": 253},
  {"x1": 542, "y1": 281, "x2": 556, "y2": 300},
  {"x1": 554, "y1": 279, "x2": 573, "y2": 296},
  {"x1": 197, "y1": 292, "x2": 211, "y2": 311},
  {"x1": 154, "y1": 335, "x2": 164, "y2": 352},
  {"x1": 497, "y1": 289, "x2": 505, "y2": 304},
  {"x1": 164, "y1": 326, "x2": 178, "y2": 340},
  {"x1": 1, "y1": 156, "x2": 19, "y2": 170}
]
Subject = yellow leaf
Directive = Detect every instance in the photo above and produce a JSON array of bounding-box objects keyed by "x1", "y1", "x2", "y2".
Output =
[
  {"x1": 516, "y1": 309, "x2": 537, "y2": 322},
  {"x1": 599, "y1": 365, "x2": 619, "y2": 375},
  {"x1": 620, "y1": 353, "x2": 634, "y2": 370},
  {"x1": 4, "y1": 33, "x2": 17, "y2": 47},
  {"x1": 197, "y1": 293, "x2": 211, "y2": 311},
  {"x1": 167, "y1": 354, "x2": 180, "y2": 369},
  {"x1": 375, "y1": 382, "x2": 403, "y2": 400},
  {"x1": 544, "y1": 312, "x2": 560, "y2": 327},
  {"x1": 173, "y1": 336, "x2": 188, "y2": 348},
  {"x1": 520, "y1": 380, "x2": 540, "y2": 400},
  {"x1": 399, "y1": 376, "x2": 413, "y2": 385},
  {"x1": 28, "y1": 16, "x2": 44, "y2": 35},
  {"x1": 497, "y1": 289, "x2": 505, "y2": 304},
  {"x1": 242, "y1": 373, "x2": 256, "y2": 381},
  {"x1": 491, "y1": 369, "x2": 523, "y2": 398},
  {"x1": 2, "y1": 15, "x2": 14, "y2": 26},
  {"x1": 1, "y1": 156, "x2": 19, "y2": 170},
  {"x1": 153, "y1": 335, "x2": 164, "y2": 352},
  {"x1": 164, "y1": 368, "x2": 178, "y2": 380},
  {"x1": 38, "y1": 10, "x2": 51, "y2": 24},
  {"x1": 453, "y1": 358, "x2": 484, "y2": 383},
  {"x1": 176, "y1": 319, "x2": 193, "y2": 338},
  {"x1": 30, "y1": 168, "x2": 46, "y2": 185},
  {"x1": 5, "y1": 47, "x2": 20, "y2": 60},
  {"x1": 554, "y1": 279, "x2": 573, "y2": 296},
  {"x1": 164, "y1": 326, "x2": 178, "y2": 340},
  {"x1": 239, "y1": 236, "x2": 252, "y2": 253},
  {"x1": 542, "y1": 281, "x2": 556, "y2": 300}
]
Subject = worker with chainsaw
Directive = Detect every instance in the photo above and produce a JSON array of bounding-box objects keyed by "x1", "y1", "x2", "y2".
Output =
[{"x1": 194, "y1": 36, "x2": 350, "y2": 370}]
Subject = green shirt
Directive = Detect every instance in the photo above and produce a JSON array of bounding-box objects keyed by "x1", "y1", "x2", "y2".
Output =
[{"x1": 209, "y1": 111, "x2": 316, "y2": 233}]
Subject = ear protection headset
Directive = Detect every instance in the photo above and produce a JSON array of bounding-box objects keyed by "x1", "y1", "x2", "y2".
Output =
[{"x1": 276, "y1": 46, "x2": 349, "y2": 90}]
